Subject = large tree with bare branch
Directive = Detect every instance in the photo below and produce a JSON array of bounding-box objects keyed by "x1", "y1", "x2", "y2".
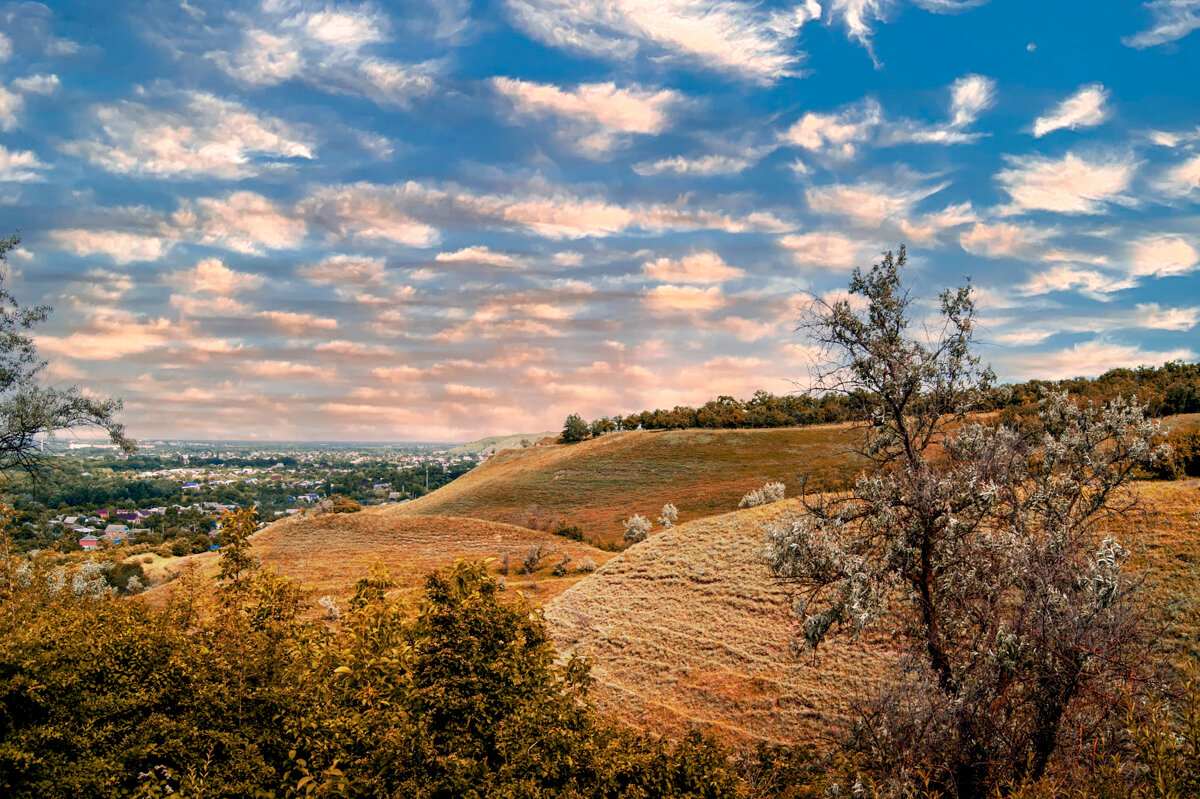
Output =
[
  {"x1": 0, "y1": 232, "x2": 133, "y2": 476},
  {"x1": 766, "y1": 246, "x2": 1167, "y2": 797}
]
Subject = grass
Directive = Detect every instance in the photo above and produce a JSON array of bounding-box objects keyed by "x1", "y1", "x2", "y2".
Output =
[
  {"x1": 393, "y1": 425, "x2": 867, "y2": 547},
  {"x1": 545, "y1": 499, "x2": 899, "y2": 749},
  {"x1": 142, "y1": 512, "x2": 613, "y2": 606},
  {"x1": 544, "y1": 479, "x2": 1200, "y2": 750}
]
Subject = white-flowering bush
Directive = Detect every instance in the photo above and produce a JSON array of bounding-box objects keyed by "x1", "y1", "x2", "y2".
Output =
[
  {"x1": 766, "y1": 249, "x2": 1169, "y2": 794},
  {"x1": 125, "y1": 575, "x2": 144, "y2": 593},
  {"x1": 658, "y1": 503, "x2": 678, "y2": 528},
  {"x1": 71, "y1": 561, "x2": 111, "y2": 599},
  {"x1": 317, "y1": 595, "x2": 340, "y2": 620},
  {"x1": 738, "y1": 481, "x2": 785, "y2": 508},
  {"x1": 622, "y1": 514, "x2": 652, "y2": 543},
  {"x1": 577, "y1": 557, "x2": 598, "y2": 573},
  {"x1": 47, "y1": 566, "x2": 67, "y2": 594}
]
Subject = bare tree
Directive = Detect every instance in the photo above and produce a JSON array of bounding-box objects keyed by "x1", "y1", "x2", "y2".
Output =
[{"x1": 765, "y1": 247, "x2": 1167, "y2": 796}]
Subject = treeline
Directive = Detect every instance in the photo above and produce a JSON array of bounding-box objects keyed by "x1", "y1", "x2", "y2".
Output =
[{"x1": 562, "y1": 361, "x2": 1200, "y2": 438}]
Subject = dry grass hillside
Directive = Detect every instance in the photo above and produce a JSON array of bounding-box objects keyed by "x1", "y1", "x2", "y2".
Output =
[
  {"x1": 545, "y1": 499, "x2": 900, "y2": 749},
  {"x1": 544, "y1": 480, "x2": 1200, "y2": 750},
  {"x1": 392, "y1": 425, "x2": 866, "y2": 546},
  {"x1": 143, "y1": 513, "x2": 613, "y2": 605}
]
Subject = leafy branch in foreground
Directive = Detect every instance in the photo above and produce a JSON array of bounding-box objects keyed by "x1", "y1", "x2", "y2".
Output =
[
  {"x1": 0, "y1": 232, "x2": 133, "y2": 477},
  {"x1": 766, "y1": 246, "x2": 1169, "y2": 797}
]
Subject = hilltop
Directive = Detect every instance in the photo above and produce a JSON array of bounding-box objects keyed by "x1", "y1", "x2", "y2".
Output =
[{"x1": 394, "y1": 425, "x2": 867, "y2": 546}]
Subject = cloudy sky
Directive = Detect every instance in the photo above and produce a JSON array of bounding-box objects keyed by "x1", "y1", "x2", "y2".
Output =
[{"x1": 1, "y1": 0, "x2": 1198, "y2": 441}]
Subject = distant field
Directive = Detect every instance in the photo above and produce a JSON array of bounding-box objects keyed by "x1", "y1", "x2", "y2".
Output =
[
  {"x1": 141, "y1": 513, "x2": 613, "y2": 606},
  {"x1": 544, "y1": 479, "x2": 1200, "y2": 749},
  {"x1": 392, "y1": 425, "x2": 867, "y2": 546}
]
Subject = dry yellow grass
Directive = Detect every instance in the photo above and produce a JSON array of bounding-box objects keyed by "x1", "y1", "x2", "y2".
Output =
[
  {"x1": 143, "y1": 512, "x2": 613, "y2": 606},
  {"x1": 393, "y1": 426, "x2": 866, "y2": 546},
  {"x1": 544, "y1": 499, "x2": 900, "y2": 749},
  {"x1": 544, "y1": 480, "x2": 1200, "y2": 750}
]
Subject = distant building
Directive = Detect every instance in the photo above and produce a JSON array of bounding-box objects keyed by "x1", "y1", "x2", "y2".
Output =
[
  {"x1": 104, "y1": 524, "x2": 130, "y2": 534},
  {"x1": 79, "y1": 535, "x2": 100, "y2": 550}
]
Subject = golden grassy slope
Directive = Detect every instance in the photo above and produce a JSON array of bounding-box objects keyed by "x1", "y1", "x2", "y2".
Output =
[
  {"x1": 143, "y1": 513, "x2": 613, "y2": 605},
  {"x1": 544, "y1": 480, "x2": 1200, "y2": 750},
  {"x1": 393, "y1": 426, "x2": 866, "y2": 546},
  {"x1": 544, "y1": 499, "x2": 900, "y2": 749}
]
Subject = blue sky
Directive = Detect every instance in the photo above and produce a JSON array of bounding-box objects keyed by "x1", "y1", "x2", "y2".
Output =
[{"x1": 1, "y1": 0, "x2": 1198, "y2": 441}]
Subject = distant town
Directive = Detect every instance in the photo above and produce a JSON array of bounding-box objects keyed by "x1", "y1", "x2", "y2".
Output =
[{"x1": 6, "y1": 439, "x2": 502, "y2": 554}]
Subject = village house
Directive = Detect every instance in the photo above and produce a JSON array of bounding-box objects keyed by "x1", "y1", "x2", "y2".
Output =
[{"x1": 79, "y1": 534, "x2": 100, "y2": 550}]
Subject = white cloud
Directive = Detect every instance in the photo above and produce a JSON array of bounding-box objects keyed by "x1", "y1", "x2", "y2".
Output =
[
  {"x1": 959, "y1": 221, "x2": 1052, "y2": 258},
  {"x1": 783, "y1": 99, "x2": 882, "y2": 159},
  {"x1": 643, "y1": 284, "x2": 726, "y2": 311},
  {"x1": 949, "y1": 73, "x2": 995, "y2": 128},
  {"x1": 786, "y1": 74, "x2": 994, "y2": 159},
  {"x1": 36, "y1": 309, "x2": 182, "y2": 360},
  {"x1": 780, "y1": 231, "x2": 868, "y2": 269},
  {"x1": 208, "y1": 4, "x2": 435, "y2": 107},
  {"x1": 170, "y1": 294, "x2": 252, "y2": 317},
  {"x1": 257, "y1": 310, "x2": 339, "y2": 335},
  {"x1": 301, "y1": 179, "x2": 786, "y2": 242},
  {"x1": 1156, "y1": 154, "x2": 1200, "y2": 197},
  {"x1": 996, "y1": 152, "x2": 1137, "y2": 214},
  {"x1": 435, "y1": 246, "x2": 524, "y2": 268},
  {"x1": 805, "y1": 180, "x2": 944, "y2": 228},
  {"x1": 721, "y1": 317, "x2": 777, "y2": 341},
  {"x1": 1032, "y1": 84, "x2": 1110, "y2": 137},
  {"x1": 1136, "y1": 302, "x2": 1200, "y2": 330},
  {"x1": 1129, "y1": 235, "x2": 1199, "y2": 277},
  {"x1": 633, "y1": 151, "x2": 760, "y2": 176},
  {"x1": 1010, "y1": 339, "x2": 1194, "y2": 379},
  {"x1": 1021, "y1": 265, "x2": 1136, "y2": 298},
  {"x1": 299, "y1": 254, "x2": 387, "y2": 285},
  {"x1": 239, "y1": 360, "x2": 335, "y2": 381},
  {"x1": 50, "y1": 230, "x2": 173, "y2": 263},
  {"x1": 176, "y1": 258, "x2": 264, "y2": 295},
  {"x1": 0, "y1": 32, "x2": 10, "y2": 61},
  {"x1": 493, "y1": 78, "x2": 682, "y2": 155},
  {"x1": 504, "y1": 0, "x2": 821, "y2": 82},
  {"x1": 175, "y1": 191, "x2": 307, "y2": 254},
  {"x1": 10, "y1": 74, "x2": 59, "y2": 95},
  {"x1": 63, "y1": 91, "x2": 313, "y2": 179},
  {"x1": 0, "y1": 86, "x2": 22, "y2": 131},
  {"x1": 300, "y1": 183, "x2": 440, "y2": 247},
  {"x1": 827, "y1": 0, "x2": 985, "y2": 54},
  {"x1": 643, "y1": 251, "x2": 744, "y2": 283},
  {"x1": 1124, "y1": 0, "x2": 1200, "y2": 48},
  {"x1": 0, "y1": 144, "x2": 45, "y2": 182}
]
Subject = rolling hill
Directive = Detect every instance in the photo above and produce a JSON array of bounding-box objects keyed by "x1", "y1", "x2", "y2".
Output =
[
  {"x1": 142, "y1": 513, "x2": 613, "y2": 605},
  {"x1": 543, "y1": 479, "x2": 1200, "y2": 749},
  {"x1": 392, "y1": 425, "x2": 867, "y2": 546}
]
